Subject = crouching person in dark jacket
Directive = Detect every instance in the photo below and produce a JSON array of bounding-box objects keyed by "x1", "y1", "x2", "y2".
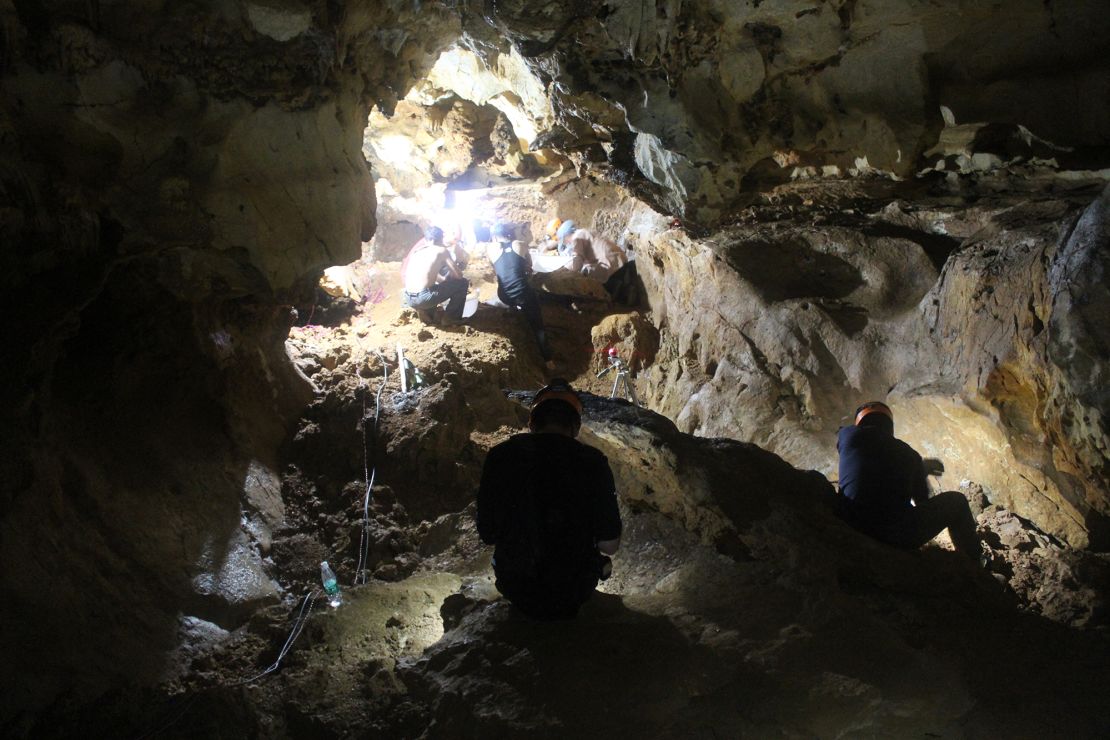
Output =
[
  {"x1": 838, "y1": 401, "x2": 982, "y2": 562},
  {"x1": 476, "y1": 380, "x2": 622, "y2": 619}
]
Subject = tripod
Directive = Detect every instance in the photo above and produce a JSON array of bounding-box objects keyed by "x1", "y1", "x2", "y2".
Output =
[{"x1": 597, "y1": 353, "x2": 639, "y2": 405}]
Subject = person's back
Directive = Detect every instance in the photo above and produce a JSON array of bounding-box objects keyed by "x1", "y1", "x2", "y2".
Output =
[
  {"x1": 486, "y1": 238, "x2": 530, "y2": 296},
  {"x1": 403, "y1": 242, "x2": 445, "y2": 294},
  {"x1": 569, "y1": 228, "x2": 627, "y2": 282},
  {"x1": 555, "y1": 219, "x2": 576, "y2": 255},
  {"x1": 485, "y1": 223, "x2": 553, "y2": 366},
  {"x1": 476, "y1": 381, "x2": 621, "y2": 619},
  {"x1": 837, "y1": 401, "x2": 981, "y2": 561},
  {"x1": 837, "y1": 424, "x2": 925, "y2": 530},
  {"x1": 593, "y1": 233, "x2": 627, "y2": 270}
]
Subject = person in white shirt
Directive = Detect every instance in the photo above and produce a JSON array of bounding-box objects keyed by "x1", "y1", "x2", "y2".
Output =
[{"x1": 566, "y1": 228, "x2": 639, "y2": 305}]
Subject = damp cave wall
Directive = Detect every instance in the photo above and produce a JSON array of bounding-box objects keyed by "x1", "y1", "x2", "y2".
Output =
[
  {"x1": 1, "y1": 0, "x2": 1110, "y2": 724},
  {"x1": 393, "y1": 0, "x2": 1110, "y2": 548}
]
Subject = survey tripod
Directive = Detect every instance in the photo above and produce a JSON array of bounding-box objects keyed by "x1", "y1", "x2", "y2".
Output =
[{"x1": 597, "y1": 347, "x2": 639, "y2": 405}]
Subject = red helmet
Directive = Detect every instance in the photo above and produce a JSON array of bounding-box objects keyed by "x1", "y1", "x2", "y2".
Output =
[{"x1": 607, "y1": 346, "x2": 618, "y2": 357}]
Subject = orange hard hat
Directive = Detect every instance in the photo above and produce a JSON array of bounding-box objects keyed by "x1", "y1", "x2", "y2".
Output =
[
  {"x1": 545, "y1": 218, "x2": 562, "y2": 238},
  {"x1": 531, "y1": 378, "x2": 583, "y2": 418},
  {"x1": 854, "y1": 401, "x2": 893, "y2": 426}
]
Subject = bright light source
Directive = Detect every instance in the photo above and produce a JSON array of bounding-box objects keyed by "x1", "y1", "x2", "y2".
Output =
[
  {"x1": 440, "y1": 188, "x2": 495, "y2": 246},
  {"x1": 375, "y1": 177, "x2": 397, "y2": 196},
  {"x1": 374, "y1": 135, "x2": 413, "y2": 165}
]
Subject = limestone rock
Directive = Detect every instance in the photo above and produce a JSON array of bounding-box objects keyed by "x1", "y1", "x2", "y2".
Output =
[
  {"x1": 244, "y1": 0, "x2": 312, "y2": 42},
  {"x1": 163, "y1": 616, "x2": 231, "y2": 682},
  {"x1": 633, "y1": 192, "x2": 1109, "y2": 548},
  {"x1": 383, "y1": 396, "x2": 1109, "y2": 738},
  {"x1": 3, "y1": 0, "x2": 1110, "y2": 731},
  {"x1": 465, "y1": 0, "x2": 1110, "y2": 221},
  {"x1": 1045, "y1": 184, "x2": 1110, "y2": 546},
  {"x1": 0, "y1": 0, "x2": 460, "y2": 721},
  {"x1": 591, "y1": 312, "x2": 659, "y2": 372},
  {"x1": 191, "y1": 529, "x2": 281, "y2": 623},
  {"x1": 242, "y1": 460, "x2": 285, "y2": 554}
]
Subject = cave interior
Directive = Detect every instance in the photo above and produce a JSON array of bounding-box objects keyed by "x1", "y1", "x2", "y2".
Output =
[{"x1": 2, "y1": 0, "x2": 1110, "y2": 737}]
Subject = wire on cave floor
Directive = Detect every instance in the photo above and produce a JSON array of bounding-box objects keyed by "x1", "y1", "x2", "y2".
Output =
[
  {"x1": 355, "y1": 349, "x2": 390, "y2": 586},
  {"x1": 227, "y1": 352, "x2": 392, "y2": 689},
  {"x1": 231, "y1": 589, "x2": 322, "y2": 686}
]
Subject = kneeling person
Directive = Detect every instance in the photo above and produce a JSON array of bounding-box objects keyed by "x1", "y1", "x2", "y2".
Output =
[{"x1": 476, "y1": 380, "x2": 622, "y2": 619}]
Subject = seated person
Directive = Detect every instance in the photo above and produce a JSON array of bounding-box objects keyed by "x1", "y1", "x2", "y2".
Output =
[
  {"x1": 441, "y1": 225, "x2": 469, "y2": 276},
  {"x1": 566, "y1": 227, "x2": 639, "y2": 304},
  {"x1": 837, "y1": 401, "x2": 982, "y2": 562},
  {"x1": 472, "y1": 219, "x2": 492, "y2": 246},
  {"x1": 567, "y1": 228, "x2": 628, "y2": 282},
  {"x1": 476, "y1": 379, "x2": 622, "y2": 619},
  {"x1": 401, "y1": 226, "x2": 468, "y2": 324},
  {"x1": 485, "y1": 222, "x2": 554, "y2": 368},
  {"x1": 535, "y1": 218, "x2": 565, "y2": 254}
]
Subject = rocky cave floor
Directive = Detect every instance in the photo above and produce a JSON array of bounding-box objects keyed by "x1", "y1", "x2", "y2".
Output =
[{"x1": 37, "y1": 193, "x2": 1110, "y2": 739}]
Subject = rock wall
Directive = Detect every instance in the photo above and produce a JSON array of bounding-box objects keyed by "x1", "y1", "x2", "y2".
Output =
[
  {"x1": 1, "y1": 0, "x2": 1109, "y2": 728},
  {"x1": 0, "y1": 0, "x2": 458, "y2": 722},
  {"x1": 633, "y1": 185, "x2": 1110, "y2": 548}
]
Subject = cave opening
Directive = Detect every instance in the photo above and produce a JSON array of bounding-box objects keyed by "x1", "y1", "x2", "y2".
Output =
[
  {"x1": 3, "y1": 2, "x2": 1110, "y2": 737},
  {"x1": 292, "y1": 42, "x2": 652, "y2": 403}
]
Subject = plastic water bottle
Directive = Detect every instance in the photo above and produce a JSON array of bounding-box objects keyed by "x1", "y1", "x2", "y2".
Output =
[{"x1": 320, "y1": 561, "x2": 342, "y2": 608}]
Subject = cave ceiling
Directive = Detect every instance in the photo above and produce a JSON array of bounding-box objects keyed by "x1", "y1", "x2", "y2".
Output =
[{"x1": 445, "y1": 0, "x2": 1110, "y2": 223}]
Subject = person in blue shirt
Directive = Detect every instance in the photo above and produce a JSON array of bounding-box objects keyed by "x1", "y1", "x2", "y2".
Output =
[
  {"x1": 837, "y1": 401, "x2": 981, "y2": 561},
  {"x1": 554, "y1": 219, "x2": 576, "y2": 255}
]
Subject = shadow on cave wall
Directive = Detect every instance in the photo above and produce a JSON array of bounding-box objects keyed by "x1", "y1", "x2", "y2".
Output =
[
  {"x1": 721, "y1": 237, "x2": 864, "y2": 304},
  {"x1": 0, "y1": 260, "x2": 262, "y2": 725},
  {"x1": 861, "y1": 222, "x2": 963, "y2": 273}
]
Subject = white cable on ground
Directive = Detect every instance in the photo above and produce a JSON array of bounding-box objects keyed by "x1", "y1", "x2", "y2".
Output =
[
  {"x1": 232, "y1": 589, "x2": 321, "y2": 686},
  {"x1": 355, "y1": 355, "x2": 388, "y2": 585},
  {"x1": 231, "y1": 351, "x2": 391, "y2": 688}
]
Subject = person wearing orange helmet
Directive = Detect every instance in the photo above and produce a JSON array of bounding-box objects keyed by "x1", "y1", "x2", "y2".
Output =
[
  {"x1": 535, "y1": 217, "x2": 569, "y2": 255},
  {"x1": 476, "y1": 379, "x2": 622, "y2": 619},
  {"x1": 837, "y1": 401, "x2": 981, "y2": 562},
  {"x1": 545, "y1": 217, "x2": 562, "y2": 240}
]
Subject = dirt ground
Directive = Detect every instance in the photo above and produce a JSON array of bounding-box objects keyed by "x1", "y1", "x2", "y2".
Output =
[{"x1": 292, "y1": 248, "x2": 652, "y2": 402}]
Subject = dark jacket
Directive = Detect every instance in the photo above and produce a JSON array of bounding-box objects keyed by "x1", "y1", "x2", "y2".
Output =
[
  {"x1": 476, "y1": 432, "x2": 621, "y2": 617},
  {"x1": 837, "y1": 425, "x2": 929, "y2": 533}
]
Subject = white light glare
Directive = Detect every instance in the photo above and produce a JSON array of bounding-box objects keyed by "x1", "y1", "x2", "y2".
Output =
[{"x1": 374, "y1": 135, "x2": 414, "y2": 165}]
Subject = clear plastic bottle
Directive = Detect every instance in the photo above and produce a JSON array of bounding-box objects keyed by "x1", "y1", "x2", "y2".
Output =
[{"x1": 320, "y1": 561, "x2": 342, "y2": 608}]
